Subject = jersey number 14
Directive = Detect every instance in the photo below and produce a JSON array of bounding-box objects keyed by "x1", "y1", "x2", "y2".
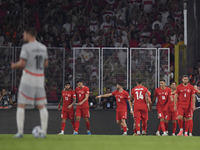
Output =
[{"x1": 136, "y1": 91, "x2": 144, "y2": 100}]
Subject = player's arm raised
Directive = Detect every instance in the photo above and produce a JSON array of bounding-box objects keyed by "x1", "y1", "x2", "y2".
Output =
[
  {"x1": 11, "y1": 59, "x2": 26, "y2": 69},
  {"x1": 96, "y1": 93, "x2": 112, "y2": 99},
  {"x1": 58, "y1": 97, "x2": 63, "y2": 110},
  {"x1": 174, "y1": 94, "x2": 178, "y2": 111}
]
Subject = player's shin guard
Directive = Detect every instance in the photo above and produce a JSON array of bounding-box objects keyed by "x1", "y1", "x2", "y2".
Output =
[
  {"x1": 85, "y1": 121, "x2": 90, "y2": 131},
  {"x1": 172, "y1": 122, "x2": 177, "y2": 134},
  {"x1": 178, "y1": 119, "x2": 183, "y2": 131},
  {"x1": 39, "y1": 107, "x2": 49, "y2": 135},
  {"x1": 61, "y1": 122, "x2": 66, "y2": 131},
  {"x1": 75, "y1": 121, "x2": 80, "y2": 132},
  {"x1": 16, "y1": 107, "x2": 25, "y2": 135},
  {"x1": 71, "y1": 120, "x2": 75, "y2": 130},
  {"x1": 160, "y1": 121, "x2": 166, "y2": 132},
  {"x1": 184, "y1": 120, "x2": 189, "y2": 135},
  {"x1": 189, "y1": 120, "x2": 193, "y2": 134},
  {"x1": 135, "y1": 117, "x2": 141, "y2": 134}
]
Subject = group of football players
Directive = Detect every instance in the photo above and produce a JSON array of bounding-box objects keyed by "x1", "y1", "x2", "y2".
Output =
[{"x1": 58, "y1": 75, "x2": 200, "y2": 136}]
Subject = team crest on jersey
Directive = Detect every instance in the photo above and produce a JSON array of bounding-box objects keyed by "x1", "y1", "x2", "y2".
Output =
[
  {"x1": 165, "y1": 92, "x2": 168, "y2": 95},
  {"x1": 187, "y1": 89, "x2": 191, "y2": 92}
]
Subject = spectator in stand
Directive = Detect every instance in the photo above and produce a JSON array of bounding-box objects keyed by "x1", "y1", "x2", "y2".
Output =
[
  {"x1": 177, "y1": 33, "x2": 184, "y2": 45},
  {"x1": 100, "y1": 87, "x2": 115, "y2": 109},
  {"x1": 161, "y1": 36, "x2": 174, "y2": 53},
  {"x1": 149, "y1": 6, "x2": 158, "y2": 23},
  {"x1": 152, "y1": 13, "x2": 164, "y2": 30},
  {"x1": 139, "y1": 36, "x2": 149, "y2": 48},
  {"x1": 79, "y1": 44, "x2": 94, "y2": 63},
  {"x1": 142, "y1": 0, "x2": 155, "y2": 14},
  {"x1": 172, "y1": 2, "x2": 182, "y2": 22},
  {"x1": 55, "y1": 17, "x2": 64, "y2": 35},
  {"x1": 150, "y1": 24, "x2": 164, "y2": 44},
  {"x1": 164, "y1": 27, "x2": 177, "y2": 45},
  {"x1": 189, "y1": 68, "x2": 199, "y2": 85},
  {"x1": 101, "y1": 15, "x2": 114, "y2": 33},
  {"x1": 89, "y1": 13, "x2": 100, "y2": 32},
  {"x1": 63, "y1": 15, "x2": 75, "y2": 36},
  {"x1": 82, "y1": 37, "x2": 94, "y2": 47},
  {"x1": 138, "y1": 12, "x2": 149, "y2": 31},
  {"x1": 43, "y1": 19, "x2": 58, "y2": 37},
  {"x1": 158, "y1": 4, "x2": 170, "y2": 25},
  {"x1": 163, "y1": 16, "x2": 176, "y2": 33},
  {"x1": 147, "y1": 37, "x2": 161, "y2": 48},
  {"x1": 139, "y1": 24, "x2": 150, "y2": 42},
  {"x1": 88, "y1": 90, "x2": 97, "y2": 109},
  {"x1": 70, "y1": 32, "x2": 82, "y2": 47},
  {"x1": 129, "y1": 33, "x2": 140, "y2": 48}
]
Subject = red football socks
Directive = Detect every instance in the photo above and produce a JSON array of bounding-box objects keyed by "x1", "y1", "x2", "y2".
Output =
[
  {"x1": 165, "y1": 122, "x2": 168, "y2": 131},
  {"x1": 189, "y1": 120, "x2": 193, "y2": 133},
  {"x1": 134, "y1": 128, "x2": 137, "y2": 134},
  {"x1": 172, "y1": 122, "x2": 177, "y2": 134},
  {"x1": 75, "y1": 121, "x2": 80, "y2": 132},
  {"x1": 71, "y1": 120, "x2": 75, "y2": 130},
  {"x1": 160, "y1": 121, "x2": 166, "y2": 132},
  {"x1": 185, "y1": 120, "x2": 189, "y2": 133},
  {"x1": 157, "y1": 123, "x2": 161, "y2": 132},
  {"x1": 135, "y1": 118, "x2": 141, "y2": 132},
  {"x1": 85, "y1": 121, "x2": 90, "y2": 131},
  {"x1": 123, "y1": 127, "x2": 127, "y2": 132},
  {"x1": 61, "y1": 122, "x2": 65, "y2": 131},
  {"x1": 142, "y1": 119, "x2": 147, "y2": 132},
  {"x1": 178, "y1": 119, "x2": 183, "y2": 130}
]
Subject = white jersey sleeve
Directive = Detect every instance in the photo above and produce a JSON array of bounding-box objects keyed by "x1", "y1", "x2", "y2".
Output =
[{"x1": 20, "y1": 45, "x2": 28, "y2": 60}]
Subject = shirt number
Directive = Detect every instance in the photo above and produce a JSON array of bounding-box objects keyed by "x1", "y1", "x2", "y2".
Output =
[
  {"x1": 184, "y1": 93, "x2": 186, "y2": 97},
  {"x1": 136, "y1": 91, "x2": 144, "y2": 100},
  {"x1": 79, "y1": 94, "x2": 81, "y2": 97},
  {"x1": 118, "y1": 98, "x2": 120, "y2": 102},
  {"x1": 65, "y1": 97, "x2": 68, "y2": 101},
  {"x1": 162, "y1": 96, "x2": 165, "y2": 100}
]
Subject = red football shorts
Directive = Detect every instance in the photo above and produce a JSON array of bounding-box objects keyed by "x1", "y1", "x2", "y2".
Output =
[
  {"x1": 75, "y1": 107, "x2": 90, "y2": 118},
  {"x1": 167, "y1": 111, "x2": 178, "y2": 120},
  {"x1": 134, "y1": 108, "x2": 148, "y2": 120},
  {"x1": 157, "y1": 109, "x2": 168, "y2": 119},
  {"x1": 177, "y1": 107, "x2": 192, "y2": 118},
  {"x1": 116, "y1": 111, "x2": 127, "y2": 120},
  {"x1": 61, "y1": 109, "x2": 74, "y2": 120}
]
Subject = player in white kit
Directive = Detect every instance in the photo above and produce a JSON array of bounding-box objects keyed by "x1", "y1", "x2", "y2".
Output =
[{"x1": 11, "y1": 27, "x2": 49, "y2": 138}]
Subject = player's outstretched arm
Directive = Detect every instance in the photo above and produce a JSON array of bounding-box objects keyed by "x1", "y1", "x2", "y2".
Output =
[
  {"x1": 96, "y1": 93, "x2": 112, "y2": 99},
  {"x1": 11, "y1": 59, "x2": 26, "y2": 69}
]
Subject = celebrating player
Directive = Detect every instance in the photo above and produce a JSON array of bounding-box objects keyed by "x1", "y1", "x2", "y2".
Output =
[
  {"x1": 174, "y1": 75, "x2": 196, "y2": 136},
  {"x1": 74, "y1": 80, "x2": 91, "y2": 135},
  {"x1": 131, "y1": 80, "x2": 150, "y2": 135},
  {"x1": 151, "y1": 79, "x2": 172, "y2": 136},
  {"x1": 58, "y1": 82, "x2": 76, "y2": 135},
  {"x1": 96, "y1": 83, "x2": 133, "y2": 135},
  {"x1": 166, "y1": 82, "x2": 177, "y2": 136},
  {"x1": 11, "y1": 27, "x2": 49, "y2": 138}
]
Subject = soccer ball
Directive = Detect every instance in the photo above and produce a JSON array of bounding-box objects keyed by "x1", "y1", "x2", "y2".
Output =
[{"x1": 32, "y1": 126, "x2": 43, "y2": 138}]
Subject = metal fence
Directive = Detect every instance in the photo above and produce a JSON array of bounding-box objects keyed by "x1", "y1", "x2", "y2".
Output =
[
  {"x1": 158, "y1": 48, "x2": 170, "y2": 86},
  {"x1": 0, "y1": 46, "x2": 171, "y2": 105},
  {"x1": 102, "y1": 47, "x2": 129, "y2": 94},
  {"x1": 130, "y1": 48, "x2": 157, "y2": 97}
]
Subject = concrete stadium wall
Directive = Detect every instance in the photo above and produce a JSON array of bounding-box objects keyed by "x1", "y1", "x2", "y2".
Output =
[{"x1": 1, "y1": 109, "x2": 200, "y2": 136}]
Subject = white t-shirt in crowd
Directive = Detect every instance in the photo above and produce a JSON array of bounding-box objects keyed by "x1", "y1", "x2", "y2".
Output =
[
  {"x1": 147, "y1": 43, "x2": 161, "y2": 48},
  {"x1": 63, "y1": 23, "x2": 75, "y2": 35},
  {"x1": 140, "y1": 32, "x2": 151, "y2": 42},
  {"x1": 79, "y1": 50, "x2": 94, "y2": 63},
  {"x1": 101, "y1": 22, "x2": 112, "y2": 32},
  {"x1": 152, "y1": 20, "x2": 164, "y2": 30},
  {"x1": 142, "y1": 0, "x2": 155, "y2": 13},
  {"x1": 160, "y1": 11, "x2": 170, "y2": 26},
  {"x1": 117, "y1": 50, "x2": 127, "y2": 68},
  {"x1": 90, "y1": 20, "x2": 98, "y2": 32},
  {"x1": 170, "y1": 35, "x2": 177, "y2": 45}
]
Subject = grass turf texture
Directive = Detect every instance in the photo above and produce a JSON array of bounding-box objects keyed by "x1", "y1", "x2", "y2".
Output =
[{"x1": 0, "y1": 134, "x2": 199, "y2": 150}]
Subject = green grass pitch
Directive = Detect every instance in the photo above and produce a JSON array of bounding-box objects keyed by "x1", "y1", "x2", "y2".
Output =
[{"x1": 1, "y1": 134, "x2": 199, "y2": 150}]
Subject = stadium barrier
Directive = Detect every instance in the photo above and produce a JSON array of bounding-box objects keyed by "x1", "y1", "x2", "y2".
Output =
[{"x1": 1, "y1": 109, "x2": 200, "y2": 135}]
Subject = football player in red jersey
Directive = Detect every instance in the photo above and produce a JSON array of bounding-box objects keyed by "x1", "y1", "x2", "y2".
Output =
[
  {"x1": 58, "y1": 82, "x2": 76, "y2": 135},
  {"x1": 165, "y1": 82, "x2": 177, "y2": 136},
  {"x1": 96, "y1": 83, "x2": 133, "y2": 135},
  {"x1": 74, "y1": 79, "x2": 91, "y2": 135},
  {"x1": 174, "y1": 75, "x2": 196, "y2": 137},
  {"x1": 131, "y1": 80, "x2": 150, "y2": 135},
  {"x1": 151, "y1": 79, "x2": 172, "y2": 136}
]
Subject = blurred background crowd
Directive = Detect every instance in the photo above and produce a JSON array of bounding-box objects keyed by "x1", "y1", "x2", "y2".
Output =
[{"x1": 1, "y1": 0, "x2": 196, "y2": 109}]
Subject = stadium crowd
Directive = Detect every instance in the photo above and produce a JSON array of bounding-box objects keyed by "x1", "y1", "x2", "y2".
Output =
[{"x1": 0, "y1": 0, "x2": 193, "y2": 107}]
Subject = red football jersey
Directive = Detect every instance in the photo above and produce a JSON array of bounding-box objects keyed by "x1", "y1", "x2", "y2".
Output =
[
  {"x1": 75, "y1": 86, "x2": 90, "y2": 108},
  {"x1": 62, "y1": 90, "x2": 76, "y2": 111},
  {"x1": 176, "y1": 83, "x2": 195, "y2": 108},
  {"x1": 131, "y1": 86, "x2": 148, "y2": 109},
  {"x1": 112, "y1": 90, "x2": 130, "y2": 112},
  {"x1": 168, "y1": 93, "x2": 177, "y2": 112},
  {"x1": 154, "y1": 87, "x2": 172, "y2": 110}
]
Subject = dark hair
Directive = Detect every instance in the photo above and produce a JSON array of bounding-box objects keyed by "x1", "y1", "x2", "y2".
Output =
[
  {"x1": 65, "y1": 81, "x2": 70, "y2": 85},
  {"x1": 182, "y1": 75, "x2": 189, "y2": 79},
  {"x1": 160, "y1": 79, "x2": 165, "y2": 82},
  {"x1": 76, "y1": 79, "x2": 83, "y2": 84},
  {"x1": 137, "y1": 79, "x2": 142, "y2": 84},
  {"x1": 171, "y1": 82, "x2": 177, "y2": 85},
  {"x1": 106, "y1": 87, "x2": 111, "y2": 90},
  {"x1": 24, "y1": 27, "x2": 37, "y2": 37}
]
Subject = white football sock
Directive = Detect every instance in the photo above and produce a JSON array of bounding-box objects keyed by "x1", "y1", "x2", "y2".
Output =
[
  {"x1": 16, "y1": 107, "x2": 25, "y2": 135},
  {"x1": 39, "y1": 107, "x2": 48, "y2": 135}
]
